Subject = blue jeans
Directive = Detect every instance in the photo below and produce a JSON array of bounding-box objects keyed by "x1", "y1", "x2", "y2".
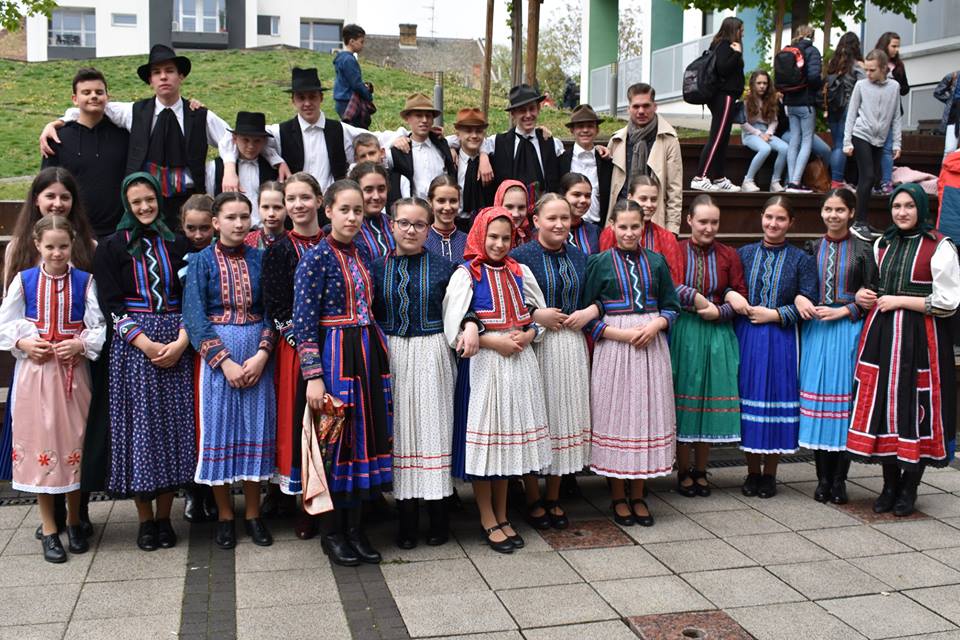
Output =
[
  {"x1": 781, "y1": 129, "x2": 831, "y2": 182},
  {"x1": 742, "y1": 131, "x2": 789, "y2": 183},
  {"x1": 786, "y1": 105, "x2": 815, "y2": 184},
  {"x1": 881, "y1": 128, "x2": 894, "y2": 184},
  {"x1": 828, "y1": 112, "x2": 847, "y2": 182}
]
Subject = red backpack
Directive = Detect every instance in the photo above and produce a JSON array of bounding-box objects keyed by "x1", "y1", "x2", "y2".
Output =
[{"x1": 774, "y1": 46, "x2": 807, "y2": 93}]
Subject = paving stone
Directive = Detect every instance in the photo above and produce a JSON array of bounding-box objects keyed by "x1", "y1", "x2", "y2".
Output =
[
  {"x1": 521, "y1": 620, "x2": 637, "y2": 640},
  {"x1": 471, "y1": 550, "x2": 582, "y2": 589},
  {"x1": 235, "y1": 567, "x2": 339, "y2": 609},
  {"x1": 845, "y1": 464, "x2": 886, "y2": 479},
  {"x1": 921, "y1": 469, "x2": 960, "y2": 493},
  {"x1": 537, "y1": 518, "x2": 634, "y2": 551},
  {"x1": 681, "y1": 566, "x2": 804, "y2": 608},
  {"x1": 0, "y1": 623, "x2": 66, "y2": 640},
  {"x1": 726, "y1": 531, "x2": 835, "y2": 565},
  {"x1": 908, "y1": 493, "x2": 960, "y2": 519},
  {"x1": 0, "y1": 505, "x2": 29, "y2": 529},
  {"x1": 618, "y1": 508, "x2": 715, "y2": 545},
  {"x1": 0, "y1": 528, "x2": 12, "y2": 555},
  {"x1": 688, "y1": 508, "x2": 789, "y2": 538},
  {"x1": 87, "y1": 544, "x2": 188, "y2": 581},
  {"x1": 377, "y1": 536, "x2": 467, "y2": 563},
  {"x1": 496, "y1": 583, "x2": 617, "y2": 628},
  {"x1": 819, "y1": 592, "x2": 956, "y2": 639},
  {"x1": 592, "y1": 575, "x2": 715, "y2": 616},
  {"x1": 873, "y1": 519, "x2": 960, "y2": 551},
  {"x1": 0, "y1": 525, "x2": 37, "y2": 556},
  {"x1": 64, "y1": 615, "x2": 181, "y2": 639},
  {"x1": 924, "y1": 547, "x2": 960, "y2": 572},
  {"x1": 702, "y1": 465, "x2": 755, "y2": 489},
  {"x1": 72, "y1": 577, "x2": 183, "y2": 620},
  {"x1": 455, "y1": 523, "x2": 553, "y2": 558},
  {"x1": 851, "y1": 476, "x2": 942, "y2": 496},
  {"x1": 382, "y1": 557, "x2": 487, "y2": 597},
  {"x1": 0, "y1": 583, "x2": 80, "y2": 625},
  {"x1": 394, "y1": 591, "x2": 515, "y2": 637},
  {"x1": 767, "y1": 559, "x2": 891, "y2": 599},
  {"x1": 849, "y1": 552, "x2": 960, "y2": 590},
  {"x1": 655, "y1": 488, "x2": 751, "y2": 514},
  {"x1": 726, "y1": 601, "x2": 865, "y2": 640},
  {"x1": 236, "y1": 603, "x2": 350, "y2": 640},
  {"x1": 628, "y1": 610, "x2": 752, "y2": 640},
  {"x1": 429, "y1": 633, "x2": 523, "y2": 640},
  {"x1": 890, "y1": 632, "x2": 960, "y2": 640},
  {"x1": 834, "y1": 497, "x2": 931, "y2": 524},
  {"x1": 234, "y1": 538, "x2": 330, "y2": 572},
  {"x1": 645, "y1": 538, "x2": 755, "y2": 573},
  {"x1": 560, "y1": 545, "x2": 671, "y2": 581},
  {"x1": 904, "y1": 584, "x2": 960, "y2": 625},
  {"x1": 771, "y1": 462, "x2": 819, "y2": 483},
  {"x1": 0, "y1": 550, "x2": 93, "y2": 587},
  {"x1": 800, "y1": 525, "x2": 913, "y2": 558},
  {"x1": 748, "y1": 493, "x2": 862, "y2": 530}
]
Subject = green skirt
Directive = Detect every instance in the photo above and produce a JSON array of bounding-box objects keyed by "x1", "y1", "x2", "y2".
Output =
[{"x1": 670, "y1": 311, "x2": 741, "y2": 442}]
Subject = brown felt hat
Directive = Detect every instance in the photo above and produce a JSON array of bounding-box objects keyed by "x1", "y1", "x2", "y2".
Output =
[
  {"x1": 400, "y1": 92, "x2": 441, "y2": 118},
  {"x1": 565, "y1": 104, "x2": 602, "y2": 128},
  {"x1": 453, "y1": 107, "x2": 488, "y2": 129}
]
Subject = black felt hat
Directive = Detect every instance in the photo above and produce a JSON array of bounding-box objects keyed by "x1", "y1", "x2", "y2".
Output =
[
  {"x1": 285, "y1": 67, "x2": 326, "y2": 93},
  {"x1": 505, "y1": 83, "x2": 545, "y2": 111},
  {"x1": 137, "y1": 44, "x2": 191, "y2": 84},
  {"x1": 227, "y1": 112, "x2": 273, "y2": 137}
]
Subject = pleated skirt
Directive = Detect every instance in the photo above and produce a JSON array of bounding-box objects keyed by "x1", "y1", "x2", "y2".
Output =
[{"x1": 534, "y1": 328, "x2": 591, "y2": 475}]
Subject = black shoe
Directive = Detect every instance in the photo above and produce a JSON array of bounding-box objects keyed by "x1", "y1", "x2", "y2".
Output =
[
  {"x1": 813, "y1": 478, "x2": 832, "y2": 502},
  {"x1": 481, "y1": 525, "x2": 514, "y2": 554},
  {"x1": 544, "y1": 500, "x2": 569, "y2": 530},
  {"x1": 630, "y1": 499, "x2": 654, "y2": 527},
  {"x1": 498, "y1": 521, "x2": 524, "y2": 548},
  {"x1": 321, "y1": 532, "x2": 361, "y2": 566},
  {"x1": 850, "y1": 221, "x2": 878, "y2": 241},
  {"x1": 294, "y1": 511, "x2": 319, "y2": 540},
  {"x1": 137, "y1": 520, "x2": 158, "y2": 552},
  {"x1": 874, "y1": 465, "x2": 902, "y2": 513},
  {"x1": 560, "y1": 474, "x2": 582, "y2": 499},
  {"x1": 215, "y1": 520, "x2": 237, "y2": 549},
  {"x1": 244, "y1": 518, "x2": 273, "y2": 546},
  {"x1": 66, "y1": 525, "x2": 89, "y2": 554},
  {"x1": 79, "y1": 519, "x2": 94, "y2": 539},
  {"x1": 525, "y1": 499, "x2": 552, "y2": 530},
  {"x1": 35, "y1": 523, "x2": 64, "y2": 540},
  {"x1": 444, "y1": 487, "x2": 464, "y2": 512},
  {"x1": 893, "y1": 471, "x2": 922, "y2": 517},
  {"x1": 156, "y1": 518, "x2": 177, "y2": 548},
  {"x1": 425, "y1": 500, "x2": 449, "y2": 546},
  {"x1": 182, "y1": 485, "x2": 204, "y2": 523},
  {"x1": 346, "y1": 527, "x2": 382, "y2": 564},
  {"x1": 611, "y1": 498, "x2": 635, "y2": 526},
  {"x1": 742, "y1": 473, "x2": 762, "y2": 497},
  {"x1": 199, "y1": 485, "x2": 219, "y2": 522},
  {"x1": 757, "y1": 474, "x2": 777, "y2": 499},
  {"x1": 42, "y1": 533, "x2": 67, "y2": 563},
  {"x1": 830, "y1": 457, "x2": 851, "y2": 505},
  {"x1": 395, "y1": 499, "x2": 419, "y2": 549},
  {"x1": 677, "y1": 469, "x2": 697, "y2": 498},
  {"x1": 813, "y1": 450, "x2": 832, "y2": 502},
  {"x1": 260, "y1": 484, "x2": 285, "y2": 519},
  {"x1": 691, "y1": 469, "x2": 711, "y2": 497}
]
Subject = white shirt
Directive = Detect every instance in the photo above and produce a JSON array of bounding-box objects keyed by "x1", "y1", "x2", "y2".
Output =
[
  {"x1": 479, "y1": 128, "x2": 564, "y2": 175},
  {"x1": 205, "y1": 158, "x2": 263, "y2": 226},
  {"x1": 385, "y1": 136, "x2": 447, "y2": 198},
  {"x1": 570, "y1": 143, "x2": 601, "y2": 223}
]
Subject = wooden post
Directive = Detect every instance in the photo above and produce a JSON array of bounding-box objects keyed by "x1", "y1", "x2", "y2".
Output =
[
  {"x1": 774, "y1": 0, "x2": 785, "y2": 55},
  {"x1": 822, "y1": 0, "x2": 833, "y2": 57},
  {"x1": 524, "y1": 0, "x2": 541, "y2": 87},
  {"x1": 511, "y1": 0, "x2": 523, "y2": 86},
  {"x1": 482, "y1": 0, "x2": 494, "y2": 115}
]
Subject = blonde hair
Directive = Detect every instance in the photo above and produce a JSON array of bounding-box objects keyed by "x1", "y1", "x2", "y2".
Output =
[{"x1": 33, "y1": 215, "x2": 76, "y2": 243}]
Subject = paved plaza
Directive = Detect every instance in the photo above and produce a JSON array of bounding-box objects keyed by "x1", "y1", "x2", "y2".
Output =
[{"x1": 3, "y1": 461, "x2": 960, "y2": 639}]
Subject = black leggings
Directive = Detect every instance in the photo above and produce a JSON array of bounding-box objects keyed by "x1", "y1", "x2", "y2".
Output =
[
  {"x1": 852, "y1": 136, "x2": 882, "y2": 223},
  {"x1": 697, "y1": 93, "x2": 736, "y2": 179}
]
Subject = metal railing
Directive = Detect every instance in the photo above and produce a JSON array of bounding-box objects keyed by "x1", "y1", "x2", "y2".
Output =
[{"x1": 650, "y1": 34, "x2": 713, "y2": 100}]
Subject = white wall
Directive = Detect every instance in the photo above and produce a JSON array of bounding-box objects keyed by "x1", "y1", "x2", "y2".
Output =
[
  {"x1": 255, "y1": 0, "x2": 357, "y2": 48},
  {"x1": 26, "y1": 0, "x2": 150, "y2": 61}
]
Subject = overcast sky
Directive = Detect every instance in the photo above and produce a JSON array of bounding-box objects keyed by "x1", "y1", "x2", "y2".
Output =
[{"x1": 357, "y1": 0, "x2": 546, "y2": 44}]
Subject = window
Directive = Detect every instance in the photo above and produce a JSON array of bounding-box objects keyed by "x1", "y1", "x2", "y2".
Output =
[
  {"x1": 257, "y1": 15, "x2": 279, "y2": 36},
  {"x1": 111, "y1": 13, "x2": 137, "y2": 27},
  {"x1": 701, "y1": 12, "x2": 714, "y2": 37},
  {"x1": 49, "y1": 9, "x2": 95, "y2": 47},
  {"x1": 174, "y1": 0, "x2": 225, "y2": 33},
  {"x1": 300, "y1": 20, "x2": 341, "y2": 53}
]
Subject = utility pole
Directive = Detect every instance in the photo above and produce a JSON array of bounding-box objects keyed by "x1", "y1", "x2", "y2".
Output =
[{"x1": 482, "y1": 0, "x2": 494, "y2": 115}]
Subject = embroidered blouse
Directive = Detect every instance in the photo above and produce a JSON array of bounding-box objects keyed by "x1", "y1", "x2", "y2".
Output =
[
  {"x1": 568, "y1": 220, "x2": 600, "y2": 256},
  {"x1": 293, "y1": 237, "x2": 377, "y2": 380},
  {"x1": 355, "y1": 212, "x2": 396, "y2": 260},
  {"x1": 424, "y1": 226, "x2": 469, "y2": 263},
  {"x1": 806, "y1": 234, "x2": 875, "y2": 320},
  {"x1": 93, "y1": 231, "x2": 190, "y2": 343},
  {"x1": 371, "y1": 250, "x2": 456, "y2": 337},
  {"x1": 581, "y1": 247, "x2": 681, "y2": 341},
  {"x1": 183, "y1": 243, "x2": 277, "y2": 368},
  {"x1": 738, "y1": 241, "x2": 818, "y2": 327},
  {"x1": 262, "y1": 229, "x2": 324, "y2": 345},
  {"x1": 674, "y1": 240, "x2": 748, "y2": 321},
  {"x1": 873, "y1": 232, "x2": 960, "y2": 317},
  {"x1": 599, "y1": 220, "x2": 683, "y2": 283},
  {"x1": 512, "y1": 240, "x2": 588, "y2": 315},
  {"x1": 244, "y1": 228, "x2": 287, "y2": 251}
]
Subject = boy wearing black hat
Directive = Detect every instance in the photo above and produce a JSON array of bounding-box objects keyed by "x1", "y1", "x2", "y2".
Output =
[
  {"x1": 385, "y1": 92, "x2": 456, "y2": 205},
  {"x1": 206, "y1": 112, "x2": 278, "y2": 227},
  {"x1": 559, "y1": 104, "x2": 613, "y2": 226}
]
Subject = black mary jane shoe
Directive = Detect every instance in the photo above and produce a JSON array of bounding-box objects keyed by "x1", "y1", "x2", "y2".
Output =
[
  {"x1": 42, "y1": 533, "x2": 67, "y2": 563},
  {"x1": 137, "y1": 520, "x2": 159, "y2": 552},
  {"x1": 66, "y1": 525, "x2": 89, "y2": 554},
  {"x1": 677, "y1": 469, "x2": 698, "y2": 498},
  {"x1": 611, "y1": 498, "x2": 635, "y2": 526},
  {"x1": 691, "y1": 469, "x2": 712, "y2": 497},
  {"x1": 244, "y1": 518, "x2": 273, "y2": 547},
  {"x1": 322, "y1": 532, "x2": 361, "y2": 566},
  {"x1": 544, "y1": 500, "x2": 569, "y2": 530},
  {"x1": 525, "y1": 499, "x2": 552, "y2": 530},
  {"x1": 346, "y1": 528, "x2": 382, "y2": 564},
  {"x1": 481, "y1": 525, "x2": 514, "y2": 554},
  {"x1": 155, "y1": 518, "x2": 178, "y2": 549},
  {"x1": 630, "y1": 499, "x2": 655, "y2": 527},
  {"x1": 498, "y1": 521, "x2": 524, "y2": 549},
  {"x1": 215, "y1": 520, "x2": 237, "y2": 550},
  {"x1": 757, "y1": 474, "x2": 778, "y2": 499}
]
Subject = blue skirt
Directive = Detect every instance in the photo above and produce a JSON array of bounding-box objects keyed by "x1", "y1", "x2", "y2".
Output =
[
  {"x1": 736, "y1": 318, "x2": 800, "y2": 454},
  {"x1": 196, "y1": 324, "x2": 276, "y2": 485},
  {"x1": 798, "y1": 315, "x2": 863, "y2": 450}
]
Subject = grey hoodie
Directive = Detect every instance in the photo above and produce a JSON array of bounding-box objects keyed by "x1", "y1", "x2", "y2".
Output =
[{"x1": 843, "y1": 77, "x2": 902, "y2": 151}]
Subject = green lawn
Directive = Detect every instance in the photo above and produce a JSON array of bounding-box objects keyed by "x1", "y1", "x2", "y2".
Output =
[{"x1": 0, "y1": 47, "x2": 632, "y2": 185}]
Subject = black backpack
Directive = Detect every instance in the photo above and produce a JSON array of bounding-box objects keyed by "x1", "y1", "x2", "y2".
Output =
[
  {"x1": 683, "y1": 49, "x2": 719, "y2": 105},
  {"x1": 774, "y1": 45, "x2": 807, "y2": 93},
  {"x1": 824, "y1": 71, "x2": 855, "y2": 116}
]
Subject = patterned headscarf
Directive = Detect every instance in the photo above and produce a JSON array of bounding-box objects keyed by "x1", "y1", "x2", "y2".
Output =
[
  {"x1": 463, "y1": 206, "x2": 524, "y2": 280},
  {"x1": 116, "y1": 171, "x2": 175, "y2": 257},
  {"x1": 494, "y1": 179, "x2": 534, "y2": 246},
  {"x1": 880, "y1": 182, "x2": 936, "y2": 247}
]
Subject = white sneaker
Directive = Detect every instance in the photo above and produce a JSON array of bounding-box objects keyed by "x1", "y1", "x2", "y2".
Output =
[
  {"x1": 769, "y1": 180, "x2": 785, "y2": 193},
  {"x1": 690, "y1": 176, "x2": 714, "y2": 191},
  {"x1": 712, "y1": 177, "x2": 741, "y2": 192},
  {"x1": 741, "y1": 179, "x2": 760, "y2": 192}
]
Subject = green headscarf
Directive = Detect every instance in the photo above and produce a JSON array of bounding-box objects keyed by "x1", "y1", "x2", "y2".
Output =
[
  {"x1": 116, "y1": 171, "x2": 175, "y2": 257},
  {"x1": 879, "y1": 182, "x2": 936, "y2": 247}
]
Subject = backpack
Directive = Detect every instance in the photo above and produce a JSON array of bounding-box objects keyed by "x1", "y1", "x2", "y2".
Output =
[
  {"x1": 775, "y1": 45, "x2": 807, "y2": 93},
  {"x1": 824, "y1": 71, "x2": 855, "y2": 116},
  {"x1": 683, "y1": 49, "x2": 719, "y2": 105}
]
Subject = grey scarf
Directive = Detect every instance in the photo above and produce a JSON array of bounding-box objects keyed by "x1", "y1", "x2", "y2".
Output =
[{"x1": 626, "y1": 115, "x2": 659, "y2": 184}]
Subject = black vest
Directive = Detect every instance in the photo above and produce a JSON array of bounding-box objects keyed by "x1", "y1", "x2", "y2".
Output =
[
  {"x1": 491, "y1": 128, "x2": 561, "y2": 194},
  {"x1": 126, "y1": 97, "x2": 209, "y2": 193},
  {"x1": 212, "y1": 156, "x2": 279, "y2": 196},
  {"x1": 278, "y1": 116, "x2": 348, "y2": 181},
  {"x1": 387, "y1": 132, "x2": 457, "y2": 207},
  {"x1": 559, "y1": 147, "x2": 614, "y2": 227}
]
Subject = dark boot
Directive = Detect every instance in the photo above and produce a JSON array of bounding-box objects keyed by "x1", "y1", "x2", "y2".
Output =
[
  {"x1": 395, "y1": 499, "x2": 419, "y2": 549},
  {"x1": 344, "y1": 507, "x2": 381, "y2": 564},
  {"x1": 893, "y1": 468, "x2": 924, "y2": 517},
  {"x1": 873, "y1": 464, "x2": 901, "y2": 513},
  {"x1": 425, "y1": 499, "x2": 449, "y2": 546},
  {"x1": 830, "y1": 455, "x2": 851, "y2": 505},
  {"x1": 813, "y1": 451, "x2": 833, "y2": 503},
  {"x1": 319, "y1": 512, "x2": 360, "y2": 566},
  {"x1": 199, "y1": 484, "x2": 219, "y2": 522},
  {"x1": 78, "y1": 492, "x2": 94, "y2": 538},
  {"x1": 182, "y1": 483, "x2": 204, "y2": 523},
  {"x1": 560, "y1": 474, "x2": 582, "y2": 499},
  {"x1": 260, "y1": 484, "x2": 282, "y2": 519}
]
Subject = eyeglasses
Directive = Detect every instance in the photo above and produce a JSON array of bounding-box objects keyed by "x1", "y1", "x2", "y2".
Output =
[{"x1": 394, "y1": 219, "x2": 429, "y2": 233}]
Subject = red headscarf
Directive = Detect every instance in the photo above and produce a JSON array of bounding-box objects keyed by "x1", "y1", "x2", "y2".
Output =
[
  {"x1": 463, "y1": 206, "x2": 524, "y2": 280},
  {"x1": 494, "y1": 179, "x2": 534, "y2": 246}
]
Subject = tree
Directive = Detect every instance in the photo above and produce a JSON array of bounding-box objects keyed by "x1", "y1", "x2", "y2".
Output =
[{"x1": 0, "y1": 0, "x2": 56, "y2": 32}]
